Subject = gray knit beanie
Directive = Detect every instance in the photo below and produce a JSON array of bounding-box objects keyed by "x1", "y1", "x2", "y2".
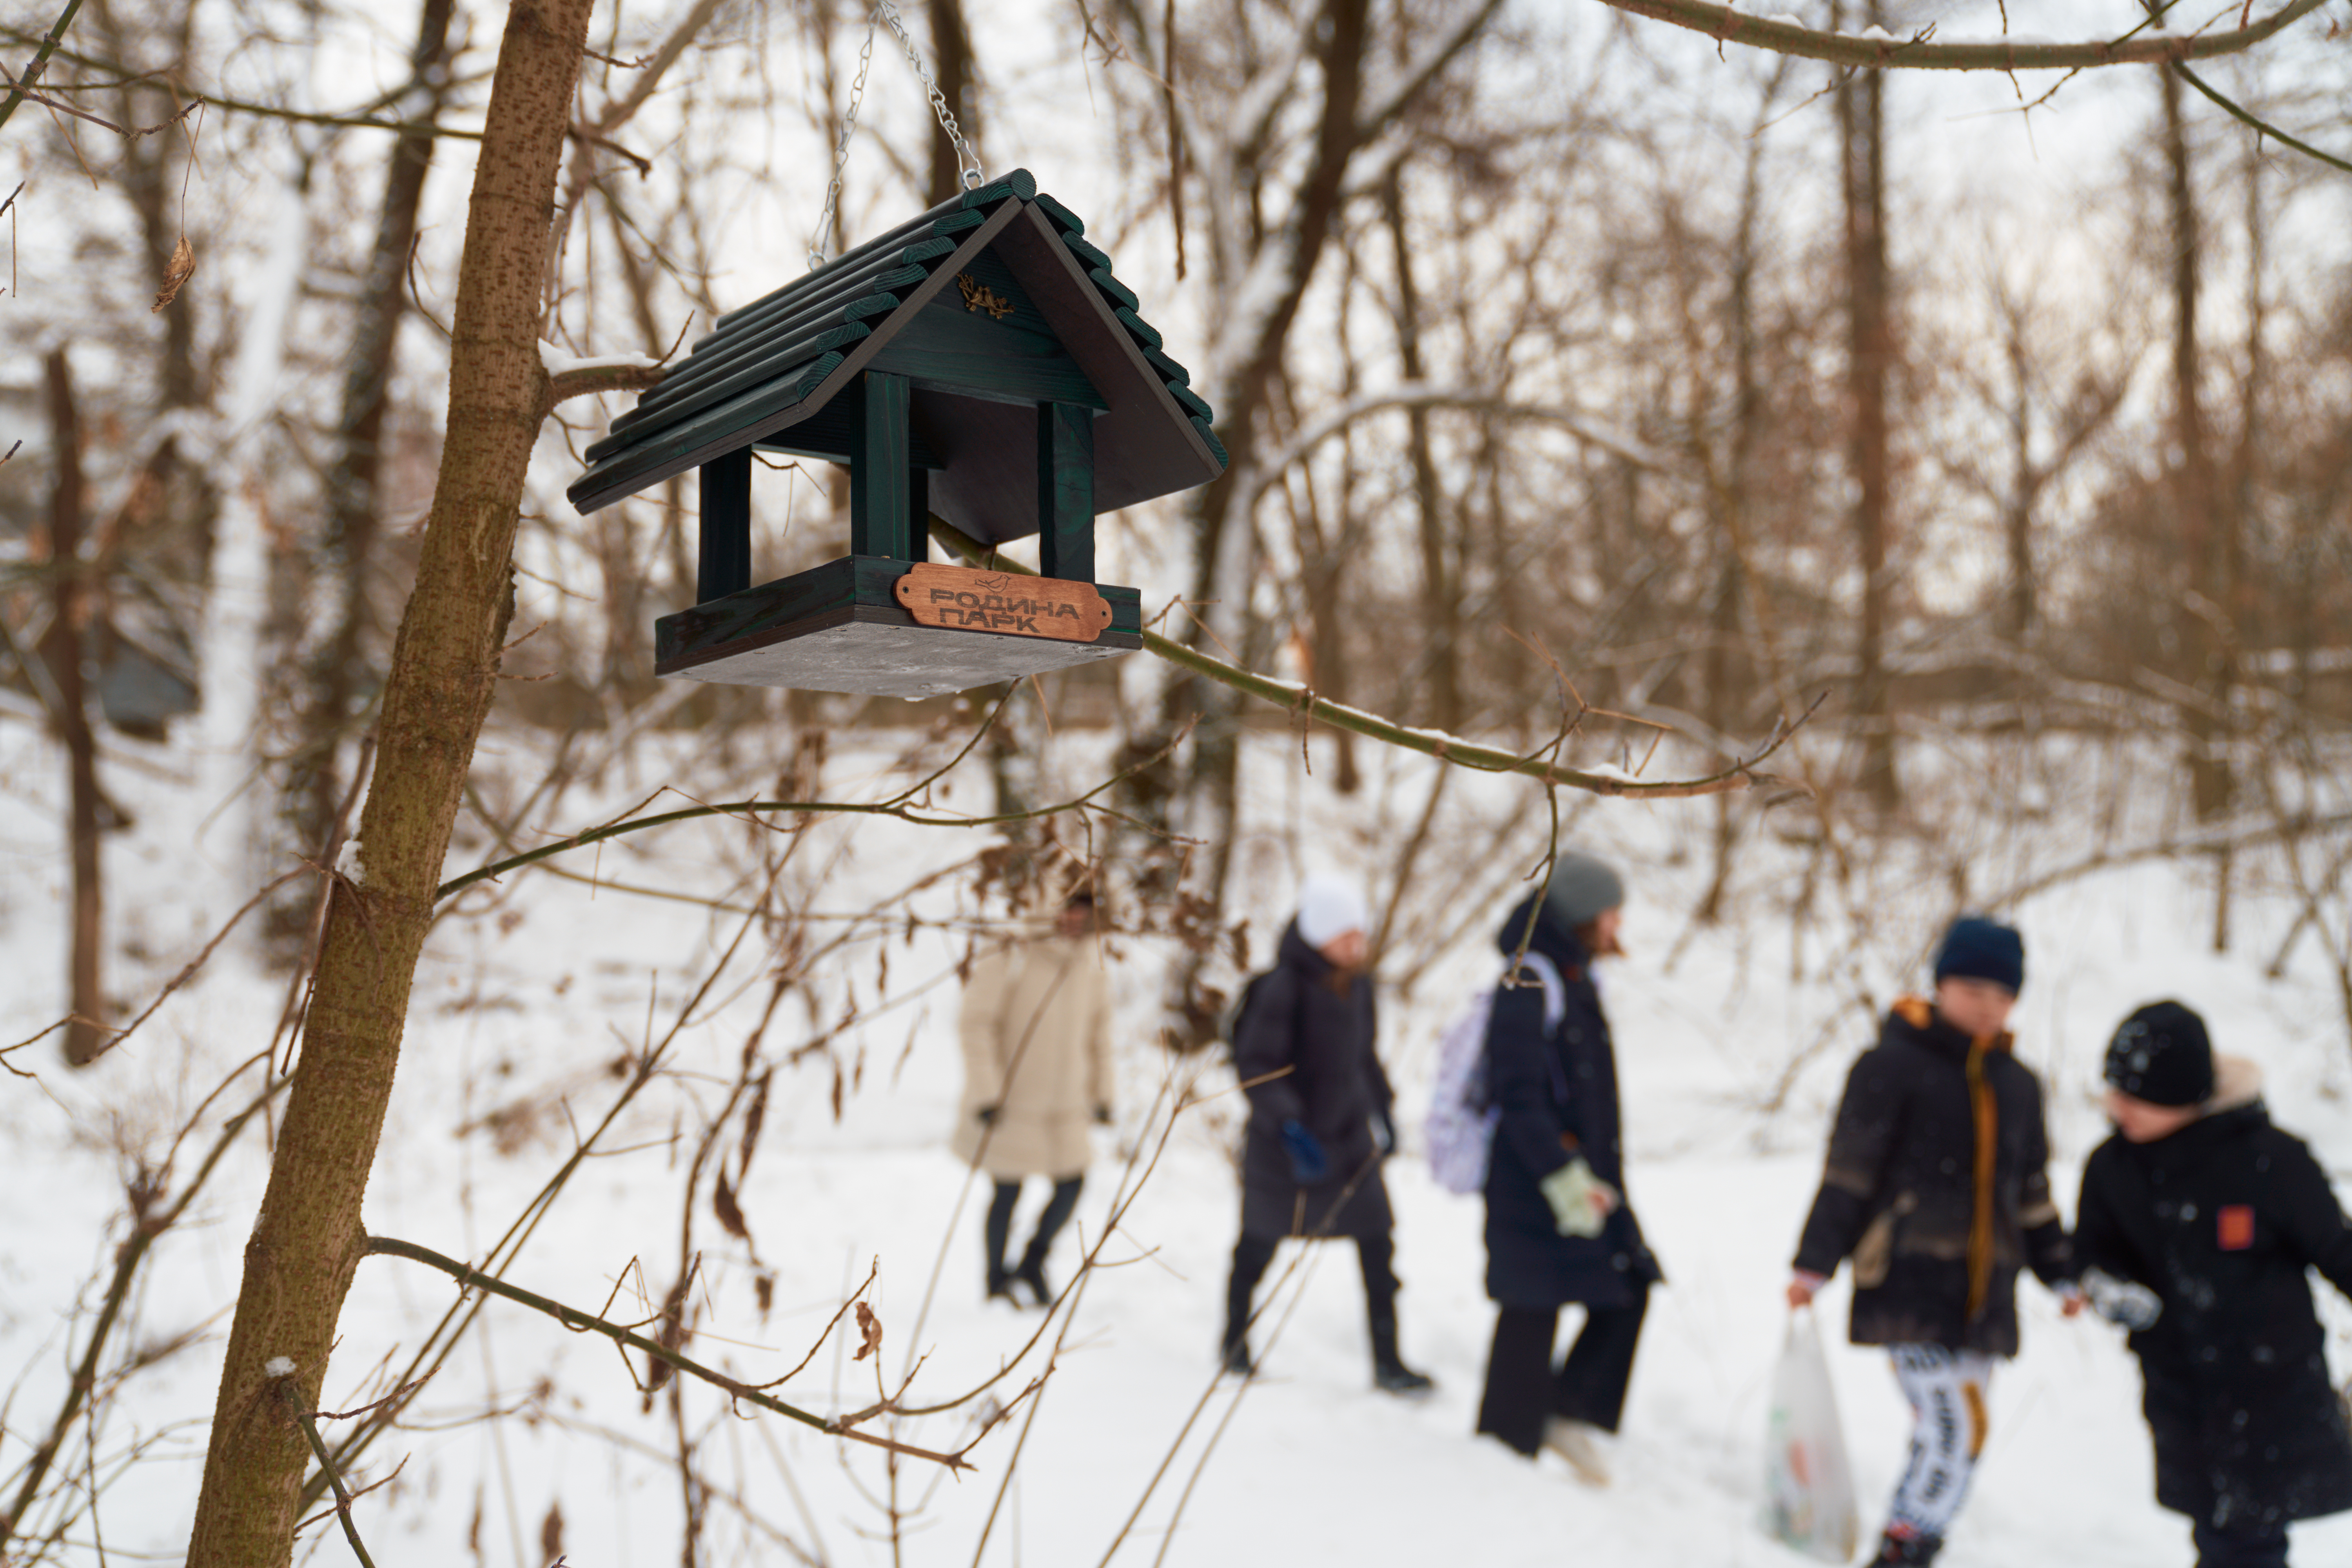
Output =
[{"x1": 1543, "y1": 851, "x2": 1625, "y2": 928}]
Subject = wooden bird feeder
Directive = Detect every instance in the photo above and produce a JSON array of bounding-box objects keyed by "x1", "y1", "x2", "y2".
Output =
[{"x1": 568, "y1": 169, "x2": 1226, "y2": 700}]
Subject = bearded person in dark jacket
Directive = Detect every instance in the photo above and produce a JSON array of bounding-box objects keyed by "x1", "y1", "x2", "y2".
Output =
[
  {"x1": 1474, "y1": 851, "x2": 1662, "y2": 1486},
  {"x1": 1223, "y1": 875, "x2": 1432, "y2": 1396},
  {"x1": 2076, "y1": 1001, "x2": 2352, "y2": 1568},
  {"x1": 1787, "y1": 916, "x2": 2079, "y2": 1566}
]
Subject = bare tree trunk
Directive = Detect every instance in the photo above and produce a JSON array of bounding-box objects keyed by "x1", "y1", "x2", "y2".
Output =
[
  {"x1": 1172, "y1": 0, "x2": 1370, "y2": 841},
  {"x1": 40, "y1": 349, "x2": 105, "y2": 1065},
  {"x1": 924, "y1": 0, "x2": 978, "y2": 205},
  {"x1": 2154, "y1": 50, "x2": 2233, "y2": 822},
  {"x1": 1837, "y1": 9, "x2": 1900, "y2": 812},
  {"x1": 1697, "y1": 120, "x2": 1769, "y2": 925},
  {"x1": 2003, "y1": 318, "x2": 2035, "y2": 646},
  {"x1": 1133, "y1": 0, "x2": 1376, "y2": 1044},
  {"x1": 1290, "y1": 412, "x2": 1360, "y2": 792},
  {"x1": 282, "y1": 0, "x2": 459, "y2": 914},
  {"x1": 1383, "y1": 167, "x2": 1458, "y2": 730},
  {"x1": 185, "y1": 2, "x2": 595, "y2": 1561},
  {"x1": 89, "y1": 0, "x2": 205, "y2": 411}
]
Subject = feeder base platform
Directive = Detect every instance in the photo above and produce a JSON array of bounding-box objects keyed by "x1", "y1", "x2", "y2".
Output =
[{"x1": 654, "y1": 556, "x2": 1142, "y2": 700}]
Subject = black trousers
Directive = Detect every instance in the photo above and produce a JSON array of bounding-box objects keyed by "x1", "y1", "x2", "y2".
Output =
[
  {"x1": 1474, "y1": 1287, "x2": 1650, "y2": 1454},
  {"x1": 984, "y1": 1176, "x2": 1082, "y2": 1284},
  {"x1": 2192, "y1": 1517, "x2": 2290, "y2": 1568},
  {"x1": 1224, "y1": 1231, "x2": 1399, "y2": 1348}
]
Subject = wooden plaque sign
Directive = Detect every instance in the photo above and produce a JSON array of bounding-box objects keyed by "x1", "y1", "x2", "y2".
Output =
[{"x1": 893, "y1": 563, "x2": 1113, "y2": 643}]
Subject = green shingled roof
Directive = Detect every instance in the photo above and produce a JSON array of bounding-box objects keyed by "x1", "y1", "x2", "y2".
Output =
[{"x1": 569, "y1": 170, "x2": 1225, "y2": 540}]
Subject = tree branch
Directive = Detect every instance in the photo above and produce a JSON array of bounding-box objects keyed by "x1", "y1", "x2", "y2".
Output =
[
  {"x1": 0, "y1": 29, "x2": 489, "y2": 141},
  {"x1": 361, "y1": 1237, "x2": 973, "y2": 1471},
  {"x1": 1592, "y1": 0, "x2": 2328, "y2": 70},
  {"x1": 544, "y1": 358, "x2": 667, "y2": 409},
  {"x1": 0, "y1": 1067, "x2": 288, "y2": 1558},
  {"x1": 1355, "y1": 0, "x2": 1508, "y2": 139},
  {"x1": 432, "y1": 718, "x2": 1195, "y2": 903},
  {"x1": 2171, "y1": 60, "x2": 2352, "y2": 174},
  {"x1": 0, "y1": 0, "x2": 83, "y2": 136},
  {"x1": 928, "y1": 517, "x2": 1810, "y2": 799},
  {"x1": 272, "y1": 1376, "x2": 379, "y2": 1568}
]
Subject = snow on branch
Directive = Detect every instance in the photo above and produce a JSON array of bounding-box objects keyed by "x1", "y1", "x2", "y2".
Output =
[
  {"x1": 1593, "y1": 0, "x2": 2329, "y2": 70},
  {"x1": 540, "y1": 339, "x2": 668, "y2": 408}
]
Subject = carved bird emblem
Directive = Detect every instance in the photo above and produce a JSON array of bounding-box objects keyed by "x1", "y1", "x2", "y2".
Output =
[{"x1": 955, "y1": 273, "x2": 1015, "y2": 320}]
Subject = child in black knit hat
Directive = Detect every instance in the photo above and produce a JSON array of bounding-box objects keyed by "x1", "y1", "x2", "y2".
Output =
[{"x1": 2076, "y1": 1000, "x2": 2352, "y2": 1568}]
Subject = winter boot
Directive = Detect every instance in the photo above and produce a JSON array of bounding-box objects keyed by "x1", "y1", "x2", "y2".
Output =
[
  {"x1": 1872, "y1": 1530, "x2": 1942, "y2": 1565},
  {"x1": 1220, "y1": 1335, "x2": 1254, "y2": 1377},
  {"x1": 1368, "y1": 1315, "x2": 1435, "y2": 1397},
  {"x1": 1011, "y1": 1259, "x2": 1052, "y2": 1308},
  {"x1": 984, "y1": 1187, "x2": 1018, "y2": 1302},
  {"x1": 1541, "y1": 1417, "x2": 1610, "y2": 1486},
  {"x1": 1012, "y1": 1238, "x2": 1054, "y2": 1308}
]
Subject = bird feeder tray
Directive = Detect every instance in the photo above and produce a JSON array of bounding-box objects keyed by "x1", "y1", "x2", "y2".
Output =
[{"x1": 568, "y1": 168, "x2": 1221, "y2": 699}]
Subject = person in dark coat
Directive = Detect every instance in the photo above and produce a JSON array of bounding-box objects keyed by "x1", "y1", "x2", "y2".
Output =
[
  {"x1": 1787, "y1": 915, "x2": 2078, "y2": 1566},
  {"x1": 1224, "y1": 874, "x2": 1432, "y2": 1395},
  {"x1": 2076, "y1": 1000, "x2": 2352, "y2": 1568},
  {"x1": 1474, "y1": 851, "x2": 1662, "y2": 1485}
]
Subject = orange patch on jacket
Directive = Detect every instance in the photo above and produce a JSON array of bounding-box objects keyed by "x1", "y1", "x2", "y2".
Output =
[{"x1": 2218, "y1": 1205, "x2": 2255, "y2": 1251}]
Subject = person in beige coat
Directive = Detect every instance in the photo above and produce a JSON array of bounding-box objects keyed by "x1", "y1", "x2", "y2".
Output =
[{"x1": 952, "y1": 890, "x2": 1114, "y2": 1306}]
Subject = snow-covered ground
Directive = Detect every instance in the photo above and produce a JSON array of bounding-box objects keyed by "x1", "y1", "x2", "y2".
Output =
[{"x1": 3, "y1": 716, "x2": 2350, "y2": 1567}]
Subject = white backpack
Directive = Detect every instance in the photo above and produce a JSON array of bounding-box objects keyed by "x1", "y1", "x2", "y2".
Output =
[{"x1": 1425, "y1": 952, "x2": 1566, "y2": 1194}]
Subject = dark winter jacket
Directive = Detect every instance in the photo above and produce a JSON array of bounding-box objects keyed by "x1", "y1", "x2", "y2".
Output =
[
  {"x1": 1481, "y1": 895, "x2": 1662, "y2": 1310},
  {"x1": 1793, "y1": 997, "x2": 2071, "y2": 1356},
  {"x1": 2074, "y1": 1059, "x2": 2352, "y2": 1531},
  {"x1": 1233, "y1": 921, "x2": 1396, "y2": 1241}
]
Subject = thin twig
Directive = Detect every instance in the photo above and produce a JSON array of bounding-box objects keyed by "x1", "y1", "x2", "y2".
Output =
[
  {"x1": 0, "y1": 1065, "x2": 288, "y2": 1558},
  {"x1": 2171, "y1": 61, "x2": 2352, "y2": 174},
  {"x1": 303, "y1": 869, "x2": 802, "y2": 1511},
  {"x1": 1591, "y1": 0, "x2": 2326, "y2": 70},
  {"x1": 929, "y1": 515, "x2": 1809, "y2": 800},
  {"x1": 274, "y1": 1375, "x2": 379, "y2": 1568},
  {"x1": 0, "y1": 0, "x2": 83, "y2": 134},
  {"x1": 432, "y1": 718, "x2": 1194, "y2": 902},
  {"x1": 361, "y1": 1236, "x2": 972, "y2": 1470}
]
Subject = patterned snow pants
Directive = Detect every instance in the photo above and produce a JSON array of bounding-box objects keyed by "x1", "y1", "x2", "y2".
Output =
[{"x1": 1884, "y1": 1344, "x2": 1994, "y2": 1545}]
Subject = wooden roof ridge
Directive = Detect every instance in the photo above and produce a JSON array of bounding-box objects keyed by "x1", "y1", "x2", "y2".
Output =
[{"x1": 568, "y1": 171, "x2": 1224, "y2": 517}]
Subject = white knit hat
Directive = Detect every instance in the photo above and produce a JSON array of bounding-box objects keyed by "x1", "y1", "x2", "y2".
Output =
[{"x1": 1295, "y1": 874, "x2": 1371, "y2": 948}]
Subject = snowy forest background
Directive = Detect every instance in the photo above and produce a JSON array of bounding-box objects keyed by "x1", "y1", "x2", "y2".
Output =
[{"x1": 2, "y1": 0, "x2": 2350, "y2": 1563}]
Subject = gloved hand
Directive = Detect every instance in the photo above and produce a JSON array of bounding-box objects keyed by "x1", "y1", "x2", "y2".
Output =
[
  {"x1": 976, "y1": 1104, "x2": 1001, "y2": 1127},
  {"x1": 2081, "y1": 1267, "x2": 2163, "y2": 1330},
  {"x1": 1092, "y1": 1103, "x2": 1113, "y2": 1125},
  {"x1": 1371, "y1": 1106, "x2": 1397, "y2": 1158},
  {"x1": 1279, "y1": 1120, "x2": 1330, "y2": 1183},
  {"x1": 1539, "y1": 1157, "x2": 1617, "y2": 1238}
]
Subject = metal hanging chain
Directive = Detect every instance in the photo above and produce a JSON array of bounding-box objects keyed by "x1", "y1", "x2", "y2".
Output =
[{"x1": 807, "y1": 0, "x2": 984, "y2": 272}]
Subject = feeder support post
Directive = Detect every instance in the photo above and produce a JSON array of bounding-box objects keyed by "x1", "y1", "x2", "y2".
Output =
[
  {"x1": 1037, "y1": 401, "x2": 1094, "y2": 581},
  {"x1": 850, "y1": 370, "x2": 915, "y2": 560},
  {"x1": 697, "y1": 449, "x2": 753, "y2": 603}
]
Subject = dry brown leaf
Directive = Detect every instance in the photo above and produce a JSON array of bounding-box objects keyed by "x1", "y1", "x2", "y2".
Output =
[
  {"x1": 151, "y1": 236, "x2": 195, "y2": 313},
  {"x1": 712, "y1": 1169, "x2": 749, "y2": 1240},
  {"x1": 737, "y1": 1069, "x2": 772, "y2": 1179},
  {"x1": 852, "y1": 1301, "x2": 882, "y2": 1362}
]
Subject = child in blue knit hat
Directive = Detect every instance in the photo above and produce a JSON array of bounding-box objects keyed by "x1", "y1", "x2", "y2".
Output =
[{"x1": 1786, "y1": 916, "x2": 2081, "y2": 1565}]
